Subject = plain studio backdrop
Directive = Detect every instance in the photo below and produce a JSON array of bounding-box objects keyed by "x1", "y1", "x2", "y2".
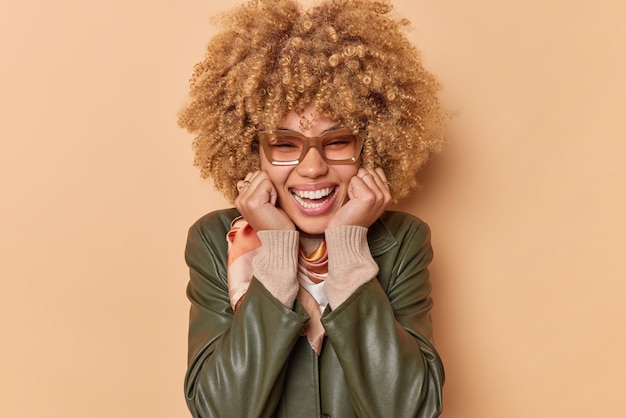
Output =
[{"x1": 1, "y1": 0, "x2": 624, "y2": 416}]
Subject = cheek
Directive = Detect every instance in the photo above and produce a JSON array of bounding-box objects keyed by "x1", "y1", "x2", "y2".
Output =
[
  {"x1": 266, "y1": 168, "x2": 290, "y2": 189},
  {"x1": 260, "y1": 148, "x2": 295, "y2": 188},
  {"x1": 336, "y1": 165, "x2": 359, "y2": 184}
]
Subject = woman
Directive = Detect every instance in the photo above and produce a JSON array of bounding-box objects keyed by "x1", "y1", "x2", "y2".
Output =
[{"x1": 178, "y1": 0, "x2": 446, "y2": 416}]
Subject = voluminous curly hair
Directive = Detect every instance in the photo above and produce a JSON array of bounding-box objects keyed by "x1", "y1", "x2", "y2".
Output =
[{"x1": 178, "y1": 0, "x2": 446, "y2": 202}]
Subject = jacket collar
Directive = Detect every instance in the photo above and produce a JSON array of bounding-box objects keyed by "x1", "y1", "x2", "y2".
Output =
[{"x1": 367, "y1": 214, "x2": 398, "y2": 257}]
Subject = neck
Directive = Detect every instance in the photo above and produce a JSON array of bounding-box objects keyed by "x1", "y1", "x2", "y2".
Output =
[{"x1": 299, "y1": 235, "x2": 324, "y2": 257}]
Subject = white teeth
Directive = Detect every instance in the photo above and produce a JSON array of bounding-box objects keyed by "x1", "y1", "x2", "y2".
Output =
[
  {"x1": 293, "y1": 187, "x2": 332, "y2": 199},
  {"x1": 291, "y1": 187, "x2": 335, "y2": 209}
]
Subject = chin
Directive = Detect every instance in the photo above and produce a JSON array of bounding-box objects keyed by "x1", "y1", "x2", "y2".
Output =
[
  {"x1": 295, "y1": 222, "x2": 328, "y2": 236},
  {"x1": 290, "y1": 214, "x2": 333, "y2": 236}
]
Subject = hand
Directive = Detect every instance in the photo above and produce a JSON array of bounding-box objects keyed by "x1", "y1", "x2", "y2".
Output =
[
  {"x1": 328, "y1": 167, "x2": 392, "y2": 229},
  {"x1": 235, "y1": 171, "x2": 296, "y2": 231}
]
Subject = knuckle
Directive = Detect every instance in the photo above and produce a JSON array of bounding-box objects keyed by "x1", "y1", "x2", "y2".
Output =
[{"x1": 361, "y1": 191, "x2": 377, "y2": 204}]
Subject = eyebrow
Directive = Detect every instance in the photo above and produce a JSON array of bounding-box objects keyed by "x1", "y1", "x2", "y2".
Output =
[{"x1": 275, "y1": 124, "x2": 343, "y2": 134}]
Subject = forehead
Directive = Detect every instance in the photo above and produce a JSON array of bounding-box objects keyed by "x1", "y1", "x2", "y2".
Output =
[{"x1": 279, "y1": 105, "x2": 340, "y2": 135}]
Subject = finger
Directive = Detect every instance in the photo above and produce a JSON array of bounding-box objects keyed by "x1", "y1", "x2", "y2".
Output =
[
  {"x1": 237, "y1": 178, "x2": 253, "y2": 193},
  {"x1": 247, "y1": 170, "x2": 269, "y2": 188},
  {"x1": 238, "y1": 170, "x2": 263, "y2": 193},
  {"x1": 351, "y1": 170, "x2": 383, "y2": 207},
  {"x1": 364, "y1": 167, "x2": 391, "y2": 198},
  {"x1": 246, "y1": 172, "x2": 278, "y2": 207},
  {"x1": 358, "y1": 167, "x2": 385, "y2": 192},
  {"x1": 360, "y1": 167, "x2": 392, "y2": 207},
  {"x1": 371, "y1": 167, "x2": 392, "y2": 204},
  {"x1": 356, "y1": 167, "x2": 375, "y2": 183},
  {"x1": 374, "y1": 167, "x2": 390, "y2": 188}
]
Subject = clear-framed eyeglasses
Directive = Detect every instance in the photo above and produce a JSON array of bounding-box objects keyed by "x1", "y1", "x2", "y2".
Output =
[{"x1": 258, "y1": 128, "x2": 363, "y2": 166}]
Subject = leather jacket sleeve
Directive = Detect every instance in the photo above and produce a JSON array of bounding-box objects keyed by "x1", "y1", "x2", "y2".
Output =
[
  {"x1": 321, "y1": 214, "x2": 444, "y2": 417},
  {"x1": 183, "y1": 210, "x2": 310, "y2": 417}
]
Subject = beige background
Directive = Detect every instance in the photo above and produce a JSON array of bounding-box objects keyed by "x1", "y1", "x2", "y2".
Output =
[{"x1": 1, "y1": 0, "x2": 624, "y2": 416}]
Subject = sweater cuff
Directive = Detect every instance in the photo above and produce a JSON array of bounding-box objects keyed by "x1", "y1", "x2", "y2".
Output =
[
  {"x1": 324, "y1": 225, "x2": 379, "y2": 309},
  {"x1": 252, "y1": 230, "x2": 300, "y2": 308}
]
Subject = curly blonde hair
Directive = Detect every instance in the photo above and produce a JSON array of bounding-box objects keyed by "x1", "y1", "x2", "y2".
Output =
[{"x1": 178, "y1": 0, "x2": 446, "y2": 202}]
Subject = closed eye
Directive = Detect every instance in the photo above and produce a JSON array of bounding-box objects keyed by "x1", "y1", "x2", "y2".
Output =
[
  {"x1": 270, "y1": 138, "x2": 302, "y2": 149},
  {"x1": 272, "y1": 142, "x2": 299, "y2": 148},
  {"x1": 324, "y1": 136, "x2": 355, "y2": 147}
]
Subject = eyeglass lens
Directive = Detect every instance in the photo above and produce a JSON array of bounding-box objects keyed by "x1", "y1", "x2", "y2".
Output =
[{"x1": 266, "y1": 131, "x2": 358, "y2": 163}]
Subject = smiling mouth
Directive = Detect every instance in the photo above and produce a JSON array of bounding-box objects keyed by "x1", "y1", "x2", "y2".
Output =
[{"x1": 290, "y1": 187, "x2": 336, "y2": 209}]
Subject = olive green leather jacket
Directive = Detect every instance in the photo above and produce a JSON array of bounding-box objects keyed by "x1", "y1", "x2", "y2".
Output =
[{"x1": 184, "y1": 208, "x2": 444, "y2": 417}]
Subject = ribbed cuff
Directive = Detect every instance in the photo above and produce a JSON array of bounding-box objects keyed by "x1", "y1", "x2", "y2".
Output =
[
  {"x1": 252, "y1": 230, "x2": 300, "y2": 308},
  {"x1": 324, "y1": 226, "x2": 379, "y2": 309}
]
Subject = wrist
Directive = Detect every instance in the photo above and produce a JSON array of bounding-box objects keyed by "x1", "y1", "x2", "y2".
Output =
[{"x1": 252, "y1": 230, "x2": 300, "y2": 307}]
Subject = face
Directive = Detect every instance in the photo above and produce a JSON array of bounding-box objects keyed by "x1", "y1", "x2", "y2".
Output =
[{"x1": 260, "y1": 104, "x2": 359, "y2": 235}]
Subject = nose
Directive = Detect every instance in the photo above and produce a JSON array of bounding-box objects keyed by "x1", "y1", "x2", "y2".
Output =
[{"x1": 296, "y1": 147, "x2": 328, "y2": 178}]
